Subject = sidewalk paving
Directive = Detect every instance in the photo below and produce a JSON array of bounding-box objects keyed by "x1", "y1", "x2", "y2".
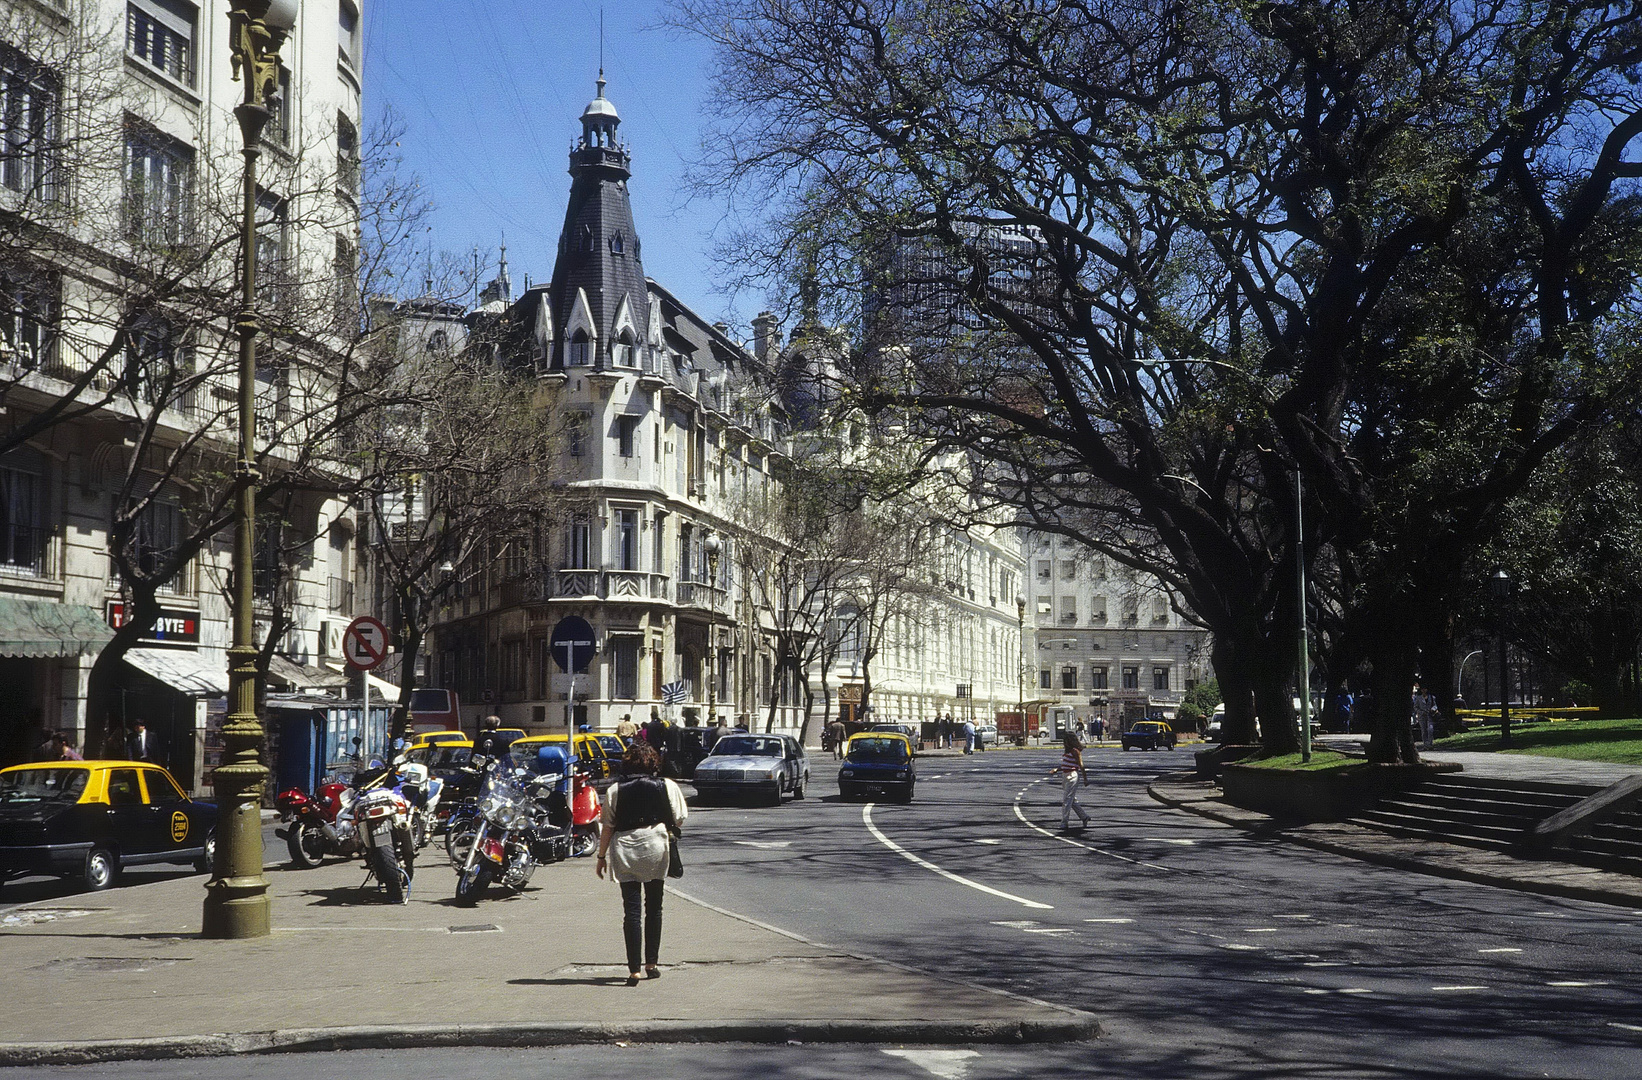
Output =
[
  {"x1": 0, "y1": 852, "x2": 1094, "y2": 1065},
  {"x1": 1149, "y1": 771, "x2": 1642, "y2": 910},
  {"x1": 1316, "y1": 734, "x2": 1641, "y2": 786}
]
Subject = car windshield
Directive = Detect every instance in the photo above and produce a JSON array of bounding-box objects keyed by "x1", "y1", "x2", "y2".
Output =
[
  {"x1": 0, "y1": 768, "x2": 89, "y2": 804},
  {"x1": 429, "y1": 746, "x2": 473, "y2": 769},
  {"x1": 711, "y1": 736, "x2": 783, "y2": 757},
  {"x1": 847, "y1": 738, "x2": 909, "y2": 763}
]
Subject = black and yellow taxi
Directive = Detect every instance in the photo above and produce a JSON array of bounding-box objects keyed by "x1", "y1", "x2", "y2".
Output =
[
  {"x1": 0, "y1": 761, "x2": 217, "y2": 893},
  {"x1": 837, "y1": 732, "x2": 916, "y2": 803},
  {"x1": 407, "y1": 730, "x2": 471, "y2": 752},
  {"x1": 511, "y1": 733, "x2": 619, "y2": 782}
]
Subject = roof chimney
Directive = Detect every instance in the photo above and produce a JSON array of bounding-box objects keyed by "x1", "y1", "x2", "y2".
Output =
[{"x1": 752, "y1": 311, "x2": 779, "y2": 364}]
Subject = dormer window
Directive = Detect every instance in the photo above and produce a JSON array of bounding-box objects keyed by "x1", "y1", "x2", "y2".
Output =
[
  {"x1": 579, "y1": 225, "x2": 593, "y2": 253},
  {"x1": 569, "y1": 330, "x2": 590, "y2": 366},
  {"x1": 613, "y1": 331, "x2": 635, "y2": 367},
  {"x1": 610, "y1": 232, "x2": 624, "y2": 254}
]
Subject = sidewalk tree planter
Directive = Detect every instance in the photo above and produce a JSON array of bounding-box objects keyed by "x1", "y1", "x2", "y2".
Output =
[
  {"x1": 1194, "y1": 744, "x2": 1262, "y2": 781},
  {"x1": 1221, "y1": 755, "x2": 1462, "y2": 822}
]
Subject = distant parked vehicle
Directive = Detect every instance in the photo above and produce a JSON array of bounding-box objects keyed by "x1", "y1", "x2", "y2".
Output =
[
  {"x1": 691, "y1": 734, "x2": 809, "y2": 805},
  {"x1": 1121, "y1": 721, "x2": 1178, "y2": 751}
]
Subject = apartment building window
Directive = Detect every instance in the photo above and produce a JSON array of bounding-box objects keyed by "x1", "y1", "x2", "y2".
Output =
[
  {"x1": 612, "y1": 637, "x2": 638, "y2": 699},
  {"x1": 0, "y1": 45, "x2": 60, "y2": 199},
  {"x1": 124, "y1": 124, "x2": 193, "y2": 247},
  {"x1": 1090, "y1": 596, "x2": 1107, "y2": 623},
  {"x1": 256, "y1": 191, "x2": 289, "y2": 307},
  {"x1": 336, "y1": 113, "x2": 360, "y2": 196},
  {"x1": 568, "y1": 330, "x2": 590, "y2": 366},
  {"x1": 1038, "y1": 668, "x2": 1051, "y2": 690},
  {"x1": 128, "y1": 0, "x2": 196, "y2": 86},
  {"x1": 333, "y1": 236, "x2": 357, "y2": 328},
  {"x1": 1060, "y1": 665, "x2": 1077, "y2": 691},
  {"x1": 267, "y1": 66, "x2": 291, "y2": 147},
  {"x1": 338, "y1": 0, "x2": 360, "y2": 69},
  {"x1": 616, "y1": 508, "x2": 638, "y2": 571},
  {"x1": 502, "y1": 640, "x2": 524, "y2": 693},
  {"x1": 0, "y1": 449, "x2": 46, "y2": 576},
  {"x1": 1035, "y1": 559, "x2": 1050, "y2": 583},
  {"x1": 616, "y1": 415, "x2": 638, "y2": 458},
  {"x1": 565, "y1": 516, "x2": 591, "y2": 569},
  {"x1": 127, "y1": 315, "x2": 193, "y2": 409},
  {"x1": 1060, "y1": 560, "x2": 1076, "y2": 580},
  {"x1": 613, "y1": 331, "x2": 636, "y2": 367},
  {"x1": 1122, "y1": 665, "x2": 1139, "y2": 690},
  {"x1": 1090, "y1": 666, "x2": 1108, "y2": 690},
  {"x1": 132, "y1": 500, "x2": 181, "y2": 586},
  {"x1": 1059, "y1": 597, "x2": 1077, "y2": 625},
  {"x1": 0, "y1": 272, "x2": 59, "y2": 368},
  {"x1": 567, "y1": 414, "x2": 587, "y2": 456},
  {"x1": 1153, "y1": 666, "x2": 1171, "y2": 692}
]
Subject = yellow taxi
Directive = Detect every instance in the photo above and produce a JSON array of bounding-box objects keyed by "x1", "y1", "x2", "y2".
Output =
[
  {"x1": 0, "y1": 761, "x2": 216, "y2": 893},
  {"x1": 838, "y1": 732, "x2": 916, "y2": 803},
  {"x1": 407, "y1": 730, "x2": 470, "y2": 752},
  {"x1": 511, "y1": 733, "x2": 619, "y2": 781}
]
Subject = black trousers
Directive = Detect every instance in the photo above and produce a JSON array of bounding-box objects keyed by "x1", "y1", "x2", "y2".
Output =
[{"x1": 620, "y1": 878, "x2": 664, "y2": 971}]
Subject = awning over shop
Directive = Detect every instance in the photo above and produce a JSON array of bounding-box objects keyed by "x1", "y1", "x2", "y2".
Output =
[
  {"x1": 0, "y1": 597, "x2": 114, "y2": 659},
  {"x1": 267, "y1": 654, "x2": 349, "y2": 692},
  {"x1": 124, "y1": 647, "x2": 230, "y2": 697}
]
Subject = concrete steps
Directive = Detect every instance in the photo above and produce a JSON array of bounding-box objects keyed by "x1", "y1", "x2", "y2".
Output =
[{"x1": 1351, "y1": 774, "x2": 1642, "y2": 876}]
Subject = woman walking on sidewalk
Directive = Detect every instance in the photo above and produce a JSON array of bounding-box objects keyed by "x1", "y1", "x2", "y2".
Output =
[
  {"x1": 1057, "y1": 733, "x2": 1091, "y2": 830},
  {"x1": 596, "y1": 743, "x2": 688, "y2": 985}
]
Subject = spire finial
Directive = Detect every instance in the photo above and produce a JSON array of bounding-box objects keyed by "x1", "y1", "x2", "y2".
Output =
[{"x1": 597, "y1": 8, "x2": 605, "y2": 96}]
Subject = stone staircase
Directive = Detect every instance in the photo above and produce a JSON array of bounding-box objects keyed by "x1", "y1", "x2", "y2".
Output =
[{"x1": 1351, "y1": 774, "x2": 1642, "y2": 876}]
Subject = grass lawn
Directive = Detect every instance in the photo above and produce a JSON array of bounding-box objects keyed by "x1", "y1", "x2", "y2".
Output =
[
  {"x1": 1238, "y1": 749, "x2": 1360, "y2": 771},
  {"x1": 1434, "y1": 717, "x2": 1642, "y2": 764}
]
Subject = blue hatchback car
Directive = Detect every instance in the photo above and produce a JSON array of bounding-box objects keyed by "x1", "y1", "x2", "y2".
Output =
[{"x1": 837, "y1": 733, "x2": 916, "y2": 803}]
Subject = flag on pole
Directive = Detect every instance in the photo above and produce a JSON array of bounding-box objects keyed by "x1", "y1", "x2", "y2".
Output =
[{"x1": 661, "y1": 680, "x2": 689, "y2": 705}]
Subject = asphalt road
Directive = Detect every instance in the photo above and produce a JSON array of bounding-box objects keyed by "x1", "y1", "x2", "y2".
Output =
[{"x1": 8, "y1": 748, "x2": 1642, "y2": 1079}]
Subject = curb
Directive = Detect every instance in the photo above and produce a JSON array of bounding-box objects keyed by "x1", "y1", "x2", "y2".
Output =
[
  {"x1": 1147, "y1": 774, "x2": 1642, "y2": 911},
  {"x1": 0, "y1": 1017, "x2": 1102, "y2": 1067}
]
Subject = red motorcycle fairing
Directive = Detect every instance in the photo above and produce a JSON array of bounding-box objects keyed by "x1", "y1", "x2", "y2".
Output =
[
  {"x1": 275, "y1": 788, "x2": 311, "y2": 816},
  {"x1": 482, "y1": 837, "x2": 506, "y2": 864},
  {"x1": 571, "y1": 775, "x2": 601, "y2": 827}
]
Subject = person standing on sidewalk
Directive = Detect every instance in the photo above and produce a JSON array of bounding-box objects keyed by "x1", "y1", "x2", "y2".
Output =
[
  {"x1": 596, "y1": 742, "x2": 687, "y2": 986},
  {"x1": 828, "y1": 718, "x2": 846, "y2": 760},
  {"x1": 1057, "y1": 733, "x2": 1091, "y2": 830}
]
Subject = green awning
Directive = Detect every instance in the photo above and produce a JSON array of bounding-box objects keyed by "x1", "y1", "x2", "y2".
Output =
[{"x1": 0, "y1": 597, "x2": 115, "y2": 659}]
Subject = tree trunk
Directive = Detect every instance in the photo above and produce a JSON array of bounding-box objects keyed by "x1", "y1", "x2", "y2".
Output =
[
  {"x1": 1211, "y1": 637, "x2": 1259, "y2": 744},
  {"x1": 1365, "y1": 642, "x2": 1420, "y2": 764},
  {"x1": 1251, "y1": 651, "x2": 1300, "y2": 756},
  {"x1": 391, "y1": 590, "x2": 425, "y2": 743},
  {"x1": 86, "y1": 588, "x2": 165, "y2": 757}
]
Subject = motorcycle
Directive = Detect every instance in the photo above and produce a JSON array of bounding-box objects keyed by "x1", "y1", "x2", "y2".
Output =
[
  {"x1": 394, "y1": 761, "x2": 443, "y2": 849},
  {"x1": 276, "y1": 774, "x2": 360, "y2": 869},
  {"x1": 355, "y1": 779, "x2": 416, "y2": 904},
  {"x1": 452, "y1": 761, "x2": 545, "y2": 907}
]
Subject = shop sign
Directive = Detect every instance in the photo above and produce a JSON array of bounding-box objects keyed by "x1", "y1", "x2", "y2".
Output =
[{"x1": 107, "y1": 601, "x2": 200, "y2": 646}]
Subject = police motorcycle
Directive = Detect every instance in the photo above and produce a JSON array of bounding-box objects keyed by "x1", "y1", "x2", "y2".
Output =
[{"x1": 351, "y1": 754, "x2": 429, "y2": 903}]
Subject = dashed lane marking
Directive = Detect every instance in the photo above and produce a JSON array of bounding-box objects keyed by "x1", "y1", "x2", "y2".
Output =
[
  {"x1": 732, "y1": 841, "x2": 793, "y2": 849},
  {"x1": 1431, "y1": 985, "x2": 1489, "y2": 992},
  {"x1": 1548, "y1": 981, "x2": 1609, "y2": 987},
  {"x1": 1478, "y1": 948, "x2": 1522, "y2": 954},
  {"x1": 1245, "y1": 928, "x2": 1280, "y2": 933},
  {"x1": 971, "y1": 839, "x2": 1003, "y2": 845},
  {"x1": 1610, "y1": 1023, "x2": 1642, "y2": 1033},
  {"x1": 1083, "y1": 918, "x2": 1134, "y2": 924},
  {"x1": 862, "y1": 803, "x2": 1053, "y2": 910},
  {"x1": 1221, "y1": 944, "x2": 1261, "y2": 951},
  {"x1": 991, "y1": 920, "x2": 1076, "y2": 935}
]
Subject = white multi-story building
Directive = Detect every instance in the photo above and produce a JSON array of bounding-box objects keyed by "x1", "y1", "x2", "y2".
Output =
[
  {"x1": 1023, "y1": 531, "x2": 1211, "y2": 734},
  {"x1": 420, "y1": 78, "x2": 807, "y2": 738},
  {"x1": 0, "y1": 0, "x2": 367, "y2": 786}
]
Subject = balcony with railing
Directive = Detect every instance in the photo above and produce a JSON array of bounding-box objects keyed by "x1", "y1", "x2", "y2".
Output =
[{"x1": 0, "y1": 523, "x2": 51, "y2": 578}]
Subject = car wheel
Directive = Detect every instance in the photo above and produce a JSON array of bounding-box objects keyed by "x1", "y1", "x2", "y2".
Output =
[
  {"x1": 83, "y1": 847, "x2": 118, "y2": 892},
  {"x1": 767, "y1": 784, "x2": 782, "y2": 808},
  {"x1": 195, "y1": 831, "x2": 217, "y2": 874},
  {"x1": 1123, "y1": 744, "x2": 1132, "y2": 751}
]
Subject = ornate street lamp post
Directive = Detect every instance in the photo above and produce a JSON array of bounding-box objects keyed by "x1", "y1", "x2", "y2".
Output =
[
  {"x1": 1015, "y1": 595, "x2": 1026, "y2": 740},
  {"x1": 1488, "y1": 568, "x2": 1515, "y2": 749},
  {"x1": 203, "y1": 0, "x2": 298, "y2": 939},
  {"x1": 705, "y1": 532, "x2": 722, "y2": 722}
]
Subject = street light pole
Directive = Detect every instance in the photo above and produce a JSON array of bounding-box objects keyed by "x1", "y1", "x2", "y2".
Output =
[
  {"x1": 1016, "y1": 595, "x2": 1026, "y2": 740},
  {"x1": 204, "y1": 0, "x2": 297, "y2": 940},
  {"x1": 705, "y1": 532, "x2": 721, "y2": 723},
  {"x1": 1489, "y1": 568, "x2": 1514, "y2": 748},
  {"x1": 1295, "y1": 470, "x2": 1311, "y2": 763}
]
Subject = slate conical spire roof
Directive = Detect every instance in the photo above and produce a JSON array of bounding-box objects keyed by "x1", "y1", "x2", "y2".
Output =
[{"x1": 546, "y1": 73, "x2": 650, "y2": 369}]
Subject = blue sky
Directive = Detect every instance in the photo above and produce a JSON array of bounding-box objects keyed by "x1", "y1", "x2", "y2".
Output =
[{"x1": 360, "y1": 0, "x2": 746, "y2": 327}]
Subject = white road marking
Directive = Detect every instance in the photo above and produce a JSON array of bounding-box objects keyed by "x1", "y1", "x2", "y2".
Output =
[
  {"x1": 1478, "y1": 947, "x2": 1522, "y2": 954},
  {"x1": 1610, "y1": 1023, "x2": 1642, "y2": 1033},
  {"x1": 1338, "y1": 988, "x2": 1373, "y2": 994},
  {"x1": 1011, "y1": 780, "x2": 1171, "y2": 870},
  {"x1": 1141, "y1": 838, "x2": 1197, "y2": 845},
  {"x1": 1431, "y1": 985, "x2": 1489, "y2": 991},
  {"x1": 731, "y1": 841, "x2": 792, "y2": 849},
  {"x1": 1221, "y1": 944, "x2": 1260, "y2": 950},
  {"x1": 971, "y1": 838, "x2": 1003, "y2": 845},
  {"x1": 1245, "y1": 928, "x2": 1280, "y2": 933},
  {"x1": 1303, "y1": 962, "x2": 1348, "y2": 967},
  {"x1": 1275, "y1": 914, "x2": 1313, "y2": 919},
  {"x1": 880, "y1": 1048, "x2": 980, "y2": 1079},
  {"x1": 1083, "y1": 918, "x2": 1134, "y2": 924},
  {"x1": 1547, "y1": 981, "x2": 1608, "y2": 987},
  {"x1": 863, "y1": 804, "x2": 1052, "y2": 910}
]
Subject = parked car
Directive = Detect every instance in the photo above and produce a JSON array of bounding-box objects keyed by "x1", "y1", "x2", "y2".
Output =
[
  {"x1": 838, "y1": 733, "x2": 916, "y2": 802},
  {"x1": 407, "y1": 730, "x2": 470, "y2": 753},
  {"x1": 511, "y1": 734, "x2": 620, "y2": 783},
  {"x1": 865, "y1": 722, "x2": 918, "y2": 742},
  {"x1": 690, "y1": 734, "x2": 809, "y2": 805},
  {"x1": 1121, "y1": 721, "x2": 1178, "y2": 751},
  {"x1": 975, "y1": 724, "x2": 999, "y2": 747},
  {"x1": 0, "y1": 761, "x2": 216, "y2": 893}
]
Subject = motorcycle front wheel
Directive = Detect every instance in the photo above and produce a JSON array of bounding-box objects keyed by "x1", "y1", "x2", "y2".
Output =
[
  {"x1": 287, "y1": 822, "x2": 326, "y2": 869},
  {"x1": 369, "y1": 840, "x2": 408, "y2": 904},
  {"x1": 454, "y1": 862, "x2": 490, "y2": 907},
  {"x1": 447, "y1": 825, "x2": 477, "y2": 871},
  {"x1": 570, "y1": 825, "x2": 598, "y2": 858}
]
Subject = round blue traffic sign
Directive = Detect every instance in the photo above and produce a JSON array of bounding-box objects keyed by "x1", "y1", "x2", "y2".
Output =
[{"x1": 549, "y1": 616, "x2": 596, "y2": 673}]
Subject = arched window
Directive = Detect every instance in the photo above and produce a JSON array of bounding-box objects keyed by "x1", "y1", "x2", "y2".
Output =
[
  {"x1": 613, "y1": 331, "x2": 635, "y2": 367},
  {"x1": 569, "y1": 330, "x2": 590, "y2": 366},
  {"x1": 609, "y1": 232, "x2": 624, "y2": 254},
  {"x1": 427, "y1": 330, "x2": 447, "y2": 354},
  {"x1": 578, "y1": 225, "x2": 593, "y2": 253}
]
